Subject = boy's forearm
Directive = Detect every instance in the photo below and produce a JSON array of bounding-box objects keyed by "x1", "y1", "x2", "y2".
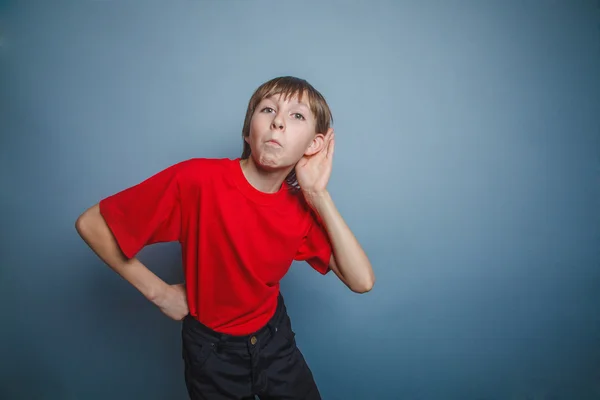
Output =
[
  {"x1": 75, "y1": 204, "x2": 169, "y2": 303},
  {"x1": 306, "y1": 191, "x2": 375, "y2": 292}
]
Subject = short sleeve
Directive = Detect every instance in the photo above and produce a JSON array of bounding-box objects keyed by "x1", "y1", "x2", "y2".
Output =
[
  {"x1": 294, "y1": 212, "x2": 332, "y2": 275},
  {"x1": 99, "y1": 162, "x2": 184, "y2": 259}
]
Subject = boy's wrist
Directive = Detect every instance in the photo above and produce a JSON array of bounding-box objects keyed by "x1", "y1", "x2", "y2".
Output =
[
  {"x1": 149, "y1": 281, "x2": 171, "y2": 307},
  {"x1": 304, "y1": 190, "x2": 332, "y2": 213}
]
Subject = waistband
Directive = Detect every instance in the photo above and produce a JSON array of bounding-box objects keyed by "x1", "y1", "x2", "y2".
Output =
[{"x1": 183, "y1": 293, "x2": 287, "y2": 347}]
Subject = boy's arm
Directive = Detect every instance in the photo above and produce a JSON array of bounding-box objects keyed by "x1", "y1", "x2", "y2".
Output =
[
  {"x1": 75, "y1": 204, "x2": 184, "y2": 316},
  {"x1": 308, "y1": 191, "x2": 375, "y2": 294},
  {"x1": 296, "y1": 129, "x2": 374, "y2": 293}
]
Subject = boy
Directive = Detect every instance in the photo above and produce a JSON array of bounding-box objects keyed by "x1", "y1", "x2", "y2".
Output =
[{"x1": 75, "y1": 76, "x2": 375, "y2": 399}]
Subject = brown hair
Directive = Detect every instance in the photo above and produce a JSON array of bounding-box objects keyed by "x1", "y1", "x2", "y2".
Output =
[{"x1": 241, "y1": 76, "x2": 333, "y2": 191}]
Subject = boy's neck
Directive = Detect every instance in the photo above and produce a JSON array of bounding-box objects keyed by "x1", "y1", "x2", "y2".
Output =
[{"x1": 239, "y1": 157, "x2": 292, "y2": 194}]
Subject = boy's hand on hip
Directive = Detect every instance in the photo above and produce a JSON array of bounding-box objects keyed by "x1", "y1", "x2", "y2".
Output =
[
  {"x1": 153, "y1": 283, "x2": 189, "y2": 321},
  {"x1": 296, "y1": 128, "x2": 335, "y2": 206}
]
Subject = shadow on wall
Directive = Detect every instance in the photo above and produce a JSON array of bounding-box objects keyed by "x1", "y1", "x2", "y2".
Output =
[
  {"x1": 0, "y1": 242, "x2": 190, "y2": 400},
  {"x1": 77, "y1": 242, "x2": 188, "y2": 399},
  {"x1": 0, "y1": 355, "x2": 70, "y2": 399}
]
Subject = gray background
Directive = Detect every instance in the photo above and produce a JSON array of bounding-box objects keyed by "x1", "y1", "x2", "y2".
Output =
[{"x1": 1, "y1": 1, "x2": 599, "y2": 399}]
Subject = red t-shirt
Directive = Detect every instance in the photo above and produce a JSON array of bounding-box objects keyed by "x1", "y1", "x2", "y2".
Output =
[{"x1": 99, "y1": 157, "x2": 332, "y2": 335}]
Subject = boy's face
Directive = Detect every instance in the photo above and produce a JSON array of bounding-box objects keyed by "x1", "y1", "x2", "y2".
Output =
[{"x1": 245, "y1": 92, "x2": 325, "y2": 170}]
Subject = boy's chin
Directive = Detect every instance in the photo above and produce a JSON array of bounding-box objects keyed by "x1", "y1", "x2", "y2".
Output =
[{"x1": 253, "y1": 154, "x2": 294, "y2": 171}]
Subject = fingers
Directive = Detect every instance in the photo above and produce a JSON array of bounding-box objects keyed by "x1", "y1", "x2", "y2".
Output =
[
  {"x1": 326, "y1": 128, "x2": 334, "y2": 142},
  {"x1": 327, "y1": 133, "x2": 335, "y2": 159},
  {"x1": 320, "y1": 129, "x2": 334, "y2": 156}
]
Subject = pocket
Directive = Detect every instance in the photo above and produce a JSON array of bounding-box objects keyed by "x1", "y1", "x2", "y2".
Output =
[
  {"x1": 182, "y1": 339, "x2": 214, "y2": 371},
  {"x1": 182, "y1": 327, "x2": 215, "y2": 371},
  {"x1": 280, "y1": 316, "x2": 297, "y2": 344}
]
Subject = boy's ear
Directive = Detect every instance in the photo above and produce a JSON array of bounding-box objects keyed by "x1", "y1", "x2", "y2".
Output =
[{"x1": 304, "y1": 133, "x2": 326, "y2": 157}]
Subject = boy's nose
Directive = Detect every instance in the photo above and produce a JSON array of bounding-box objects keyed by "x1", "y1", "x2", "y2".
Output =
[{"x1": 271, "y1": 117, "x2": 284, "y2": 131}]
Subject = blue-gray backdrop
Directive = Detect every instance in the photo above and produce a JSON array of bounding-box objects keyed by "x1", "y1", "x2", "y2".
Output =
[{"x1": 1, "y1": 1, "x2": 599, "y2": 399}]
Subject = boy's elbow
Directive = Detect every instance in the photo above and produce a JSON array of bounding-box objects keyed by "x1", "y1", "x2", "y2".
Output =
[
  {"x1": 350, "y1": 276, "x2": 375, "y2": 294},
  {"x1": 75, "y1": 212, "x2": 88, "y2": 237},
  {"x1": 75, "y1": 204, "x2": 100, "y2": 238}
]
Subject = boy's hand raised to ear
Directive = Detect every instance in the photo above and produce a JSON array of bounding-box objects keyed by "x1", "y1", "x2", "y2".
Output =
[
  {"x1": 296, "y1": 128, "x2": 335, "y2": 206},
  {"x1": 295, "y1": 128, "x2": 375, "y2": 293}
]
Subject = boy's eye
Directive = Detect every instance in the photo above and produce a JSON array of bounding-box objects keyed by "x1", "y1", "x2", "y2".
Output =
[
  {"x1": 293, "y1": 113, "x2": 305, "y2": 120},
  {"x1": 261, "y1": 107, "x2": 275, "y2": 113}
]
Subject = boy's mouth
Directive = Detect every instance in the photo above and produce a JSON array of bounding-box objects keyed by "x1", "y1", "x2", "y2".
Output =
[{"x1": 266, "y1": 139, "x2": 282, "y2": 147}]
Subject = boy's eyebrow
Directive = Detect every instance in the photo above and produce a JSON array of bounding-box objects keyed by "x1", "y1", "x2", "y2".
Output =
[
  {"x1": 264, "y1": 95, "x2": 311, "y2": 111},
  {"x1": 294, "y1": 101, "x2": 310, "y2": 111},
  {"x1": 284, "y1": 97, "x2": 311, "y2": 111}
]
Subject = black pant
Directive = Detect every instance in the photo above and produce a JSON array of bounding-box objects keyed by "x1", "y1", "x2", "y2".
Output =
[{"x1": 181, "y1": 293, "x2": 322, "y2": 400}]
